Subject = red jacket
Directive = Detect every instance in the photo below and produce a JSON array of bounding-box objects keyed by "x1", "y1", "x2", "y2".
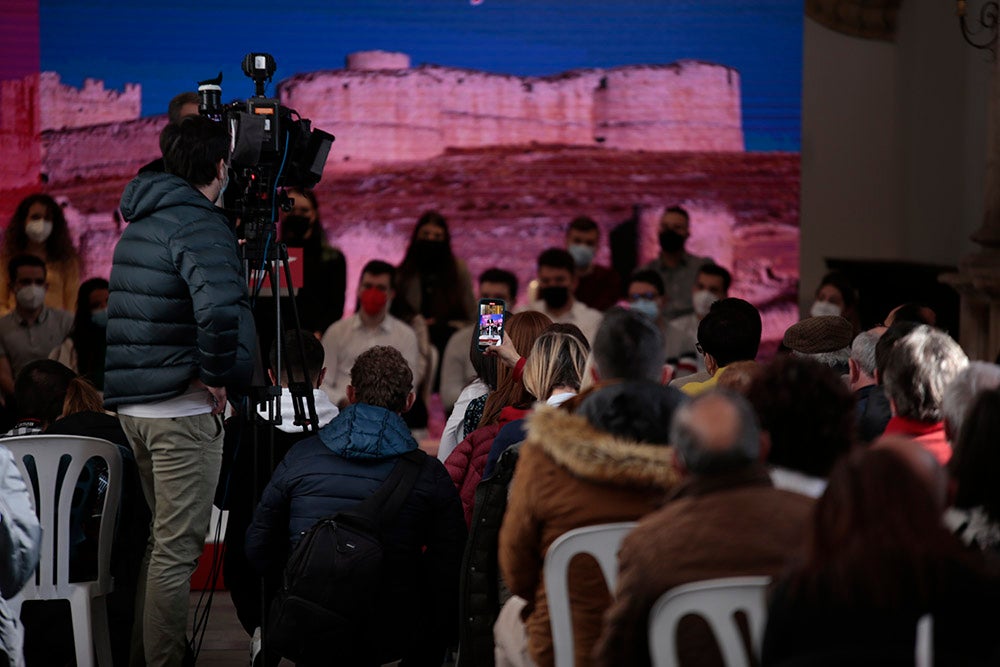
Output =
[
  {"x1": 445, "y1": 405, "x2": 529, "y2": 526},
  {"x1": 883, "y1": 416, "x2": 951, "y2": 465}
]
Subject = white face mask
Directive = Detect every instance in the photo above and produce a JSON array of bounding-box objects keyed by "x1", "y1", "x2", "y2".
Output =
[
  {"x1": 15, "y1": 284, "x2": 46, "y2": 310},
  {"x1": 25, "y1": 219, "x2": 53, "y2": 244},
  {"x1": 810, "y1": 300, "x2": 842, "y2": 318},
  {"x1": 692, "y1": 289, "x2": 719, "y2": 317},
  {"x1": 630, "y1": 298, "x2": 660, "y2": 320}
]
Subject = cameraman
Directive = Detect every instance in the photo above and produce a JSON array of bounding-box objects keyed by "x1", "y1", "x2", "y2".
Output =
[{"x1": 104, "y1": 114, "x2": 255, "y2": 666}]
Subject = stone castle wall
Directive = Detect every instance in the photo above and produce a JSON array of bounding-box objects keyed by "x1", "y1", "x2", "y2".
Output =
[
  {"x1": 280, "y1": 54, "x2": 743, "y2": 166},
  {"x1": 37, "y1": 72, "x2": 141, "y2": 131},
  {"x1": 1, "y1": 51, "x2": 744, "y2": 190}
]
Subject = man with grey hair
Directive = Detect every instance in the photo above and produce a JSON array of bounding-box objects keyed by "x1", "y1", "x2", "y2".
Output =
[
  {"x1": 596, "y1": 391, "x2": 814, "y2": 666},
  {"x1": 850, "y1": 327, "x2": 893, "y2": 441},
  {"x1": 941, "y1": 361, "x2": 1000, "y2": 442},
  {"x1": 882, "y1": 325, "x2": 969, "y2": 465}
]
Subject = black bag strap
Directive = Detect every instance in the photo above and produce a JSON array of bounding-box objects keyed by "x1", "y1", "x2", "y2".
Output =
[{"x1": 349, "y1": 449, "x2": 425, "y2": 526}]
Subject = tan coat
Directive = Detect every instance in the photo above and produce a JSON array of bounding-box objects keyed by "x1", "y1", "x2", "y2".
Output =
[
  {"x1": 595, "y1": 466, "x2": 815, "y2": 667},
  {"x1": 498, "y1": 404, "x2": 679, "y2": 667}
]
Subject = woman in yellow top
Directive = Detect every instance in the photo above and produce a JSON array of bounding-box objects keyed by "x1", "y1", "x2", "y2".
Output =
[{"x1": 2, "y1": 194, "x2": 81, "y2": 313}]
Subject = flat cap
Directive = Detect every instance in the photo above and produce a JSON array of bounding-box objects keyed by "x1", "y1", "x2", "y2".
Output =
[{"x1": 783, "y1": 316, "x2": 853, "y2": 354}]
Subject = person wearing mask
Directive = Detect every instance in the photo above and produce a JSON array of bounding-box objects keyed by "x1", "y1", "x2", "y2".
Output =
[
  {"x1": 565, "y1": 216, "x2": 621, "y2": 311},
  {"x1": 528, "y1": 248, "x2": 602, "y2": 345},
  {"x1": 49, "y1": 278, "x2": 109, "y2": 391},
  {"x1": 0, "y1": 255, "x2": 73, "y2": 405},
  {"x1": 664, "y1": 264, "x2": 732, "y2": 374},
  {"x1": 809, "y1": 270, "x2": 861, "y2": 333},
  {"x1": 637, "y1": 205, "x2": 714, "y2": 320},
  {"x1": 0, "y1": 193, "x2": 81, "y2": 313},
  {"x1": 320, "y1": 260, "x2": 421, "y2": 409},
  {"x1": 280, "y1": 188, "x2": 347, "y2": 337},
  {"x1": 395, "y1": 211, "x2": 476, "y2": 388}
]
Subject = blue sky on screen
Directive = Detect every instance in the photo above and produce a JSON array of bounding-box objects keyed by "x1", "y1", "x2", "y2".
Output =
[{"x1": 39, "y1": 0, "x2": 801, "y2": 150}]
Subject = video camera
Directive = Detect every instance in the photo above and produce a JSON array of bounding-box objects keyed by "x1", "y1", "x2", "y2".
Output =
[{"x1": 198, "y1": 53, "x2": 335, "y2": 261}]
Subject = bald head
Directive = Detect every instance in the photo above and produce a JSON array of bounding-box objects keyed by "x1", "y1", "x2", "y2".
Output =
[
  {"x1": 873, "y1": 436, "x2": 948, "y2": 511},
  {"x1": 671, "y1": 390, "x2": 760, "y2": 475}
]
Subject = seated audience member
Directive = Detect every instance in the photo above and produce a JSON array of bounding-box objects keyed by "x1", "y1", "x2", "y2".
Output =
[
  {"x1": 762, "y1": 446, "x2": 1000, "y2": 665},
  {"x1": 528, "y1": 248, "x2": 602, "y2": 344},
  {"x1": 860, "y1": 321, "x2": 922, "y2": 442},
  {"x1": 12, "y1": 360, "x2": 147, "y2": 666},
  {"x1": 49, "y1": 278, "x2": 109, "y2": 391},
  {"x1": 497, "y1": 308, "x2": 687, "y2": 667},
  {"x1": 677, "y1": 298, "x2": 762, "y2": 395},
  {"x1": 946, "y1": 389, "x2": 1000, "y2": 551},
  {"x1": 597, "y1": 390, "x2": 814, "y2": 666},
  {"x1": 664, "y1": 263, "x2": 732, "y2": 374},
  {"x1": 441, "y1": 268, "x2": 518, "y2": 415},
  {"x1": 849, "y1": 327, "x2": 891, "y2": 441},
  {"x1": 246, "y1": 346, "x2": 466, "y2": 665},
  {"x1": 395, "y1": 210, "x2": 477, "y2": 389},
  {"x1": 444, "y1": 311, "x2": 551, "y2": 524},
  {"x1": 565, "y1": 216, "x2": 621, "y2": 311},
  {"x1": 220, "y1": 330, "x2": 339, "y2": 639},
  {"x1": 782, "y1": 315, "x2": 854, "y2": 376},
  {"x1": 0, "y1": 443, "x2": 41, "y2": 667},
  {"x1": 458, "y1": 324, "x2": 589, "y2": 667},
  {"x1": 0, "y1": 255, "x2": 74, "y2": 404},
  {"x1": 638, "y1": 205, "x2": 714, "y2": 319},
  {"x1": 809, "y1": 270, "x2": 860, "y2": 333},
  {"x1": 483, "y1": 323, "x2": 590, "y2": 478},
  {"x1": 940, "y1": 361, "x2": 1000, "y2": 443},
  {"x1": 881, "y1": 325, "x2": 968, "y2": 465},
  {"x1": 320, "y1": 260, "x2": 420, "y2": 408},
  {"x1": 438, "y1": 332, "x2": 498, "y2": 463},
  {"x1": 884, "y1": 301, "x2": 937, "y2": 327},
  {"x1": 625, "y1": 269, "x2": 671, "y2": 361},
  {"x1": 281, "y1": 188, "x2": 347, "y2": 336},
  {"x1": 1, "y1": 193, "x2": 81, "y2": 314},
  {"x1": 748, "y1": 355, "x2": 856, "y2": 498}
]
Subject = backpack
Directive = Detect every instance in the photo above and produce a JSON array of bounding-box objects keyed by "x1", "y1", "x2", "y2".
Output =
[{"x1": 265, "y1": 450, "x2": 425, "y2": 664}]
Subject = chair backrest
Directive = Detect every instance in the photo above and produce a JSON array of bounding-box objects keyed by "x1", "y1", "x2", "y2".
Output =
[
  {"x1": 542, "y1": 522, "x2": 637, "y2": 667},
  {"x1": 3, "y1": 435, "x2": 123, "y2": 597},
  {"x1": 648, "y1": 576, "x2": 771, "y2": 667},
  {"x1": 915, "y1": 613, "x2": 933, "y2": 667}
]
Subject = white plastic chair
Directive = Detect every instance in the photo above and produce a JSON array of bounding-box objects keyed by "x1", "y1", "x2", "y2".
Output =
[
  {"x1": 648, "y1": 576, "x2": 771, "y2": 667},
  {"x1": 5, "y1": 435, "x2": 123, "y2": 667},
  {"x1": 542, "y1": 522, "x2": 637, "y2": 667},
  {"x1": 915, "y1": 613, "x2": 933, "y2": 667}
]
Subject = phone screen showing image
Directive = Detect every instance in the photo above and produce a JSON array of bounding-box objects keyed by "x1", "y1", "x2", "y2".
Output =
[{"x1": 477, "y1": 298, "x2": 506, "y2": 350}]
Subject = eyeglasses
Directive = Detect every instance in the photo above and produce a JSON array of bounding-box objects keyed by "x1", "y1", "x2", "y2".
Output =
[
  {"x1": 695, "y1": 342, "x2": 704, "y2": 355},
  {"x1": 628, "y1": 292, "x2": 658, "y2": 302}
]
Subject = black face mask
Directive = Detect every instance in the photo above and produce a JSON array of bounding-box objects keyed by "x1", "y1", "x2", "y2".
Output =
[
  {"x1": 539, "y1": 285, "x2": 570, "y2": 310},
  {"x1": 658, "y1": 229, "x2": 687, "y2": 253},
  {"x1": 413, "y1": 239, "x2": 449, "y2": 267}
]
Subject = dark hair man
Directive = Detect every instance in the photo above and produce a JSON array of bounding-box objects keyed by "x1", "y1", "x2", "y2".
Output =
[
  {"x1": 637, "y1": 205, "x2": 715, "y2": 319},
  {"x1": 222, "y1": 329, "x2": 340, "y2": 642},
  {"x1": 596, "y1": 391, "x2": 813, "y2": 666},
  {"x1": 0, "y1": 255, "x2": 73, "y2": 402},
  {"x1": 167, "y1": 91, "x2": 200, "y2": 125},
  {"x1": 566, "y1": 216, "x2": 622, "y2": 311},
  {"x1": 529, "y1": 248, "x2": 602, "y2": 345},
  {"x1": 105, "y1": 114, "x2": 256, "y2": 665},
  {"x1": 246, "y1": 345, "x2": 465, "y2": 665},
  {"x1": 440, "y1": 268, "x2": 518, "y2": 416},
  {"x1": 680, "y1": 297, "x2": 762, "y2": 395},
  {"x1": 664, "y1": 263, "x2": 733, "y2": 377},
  {"x1": 882, "y1": 325, "x2": 969, "y2": 465},
  {"x1": 320, "y1": 259, "x2": 420, "y2": 408}
]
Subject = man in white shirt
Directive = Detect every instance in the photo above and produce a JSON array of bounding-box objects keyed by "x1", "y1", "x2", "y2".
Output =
[
  {"x1": 321, "y1": 260, "x2": 420, "y2": 408},
  {"x1": 527, "y1": 248, "x2": 602, "y2": 345}
]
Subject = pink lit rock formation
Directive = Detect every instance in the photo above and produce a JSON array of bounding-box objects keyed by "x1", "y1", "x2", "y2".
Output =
[{"x1": 281, "y1": 52, "x2": 743, "y2": 168}]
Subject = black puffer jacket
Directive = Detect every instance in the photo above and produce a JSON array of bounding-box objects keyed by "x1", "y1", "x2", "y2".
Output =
[{"x1": 105, "y1": 172, "x2": 254, "y2": 408}]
